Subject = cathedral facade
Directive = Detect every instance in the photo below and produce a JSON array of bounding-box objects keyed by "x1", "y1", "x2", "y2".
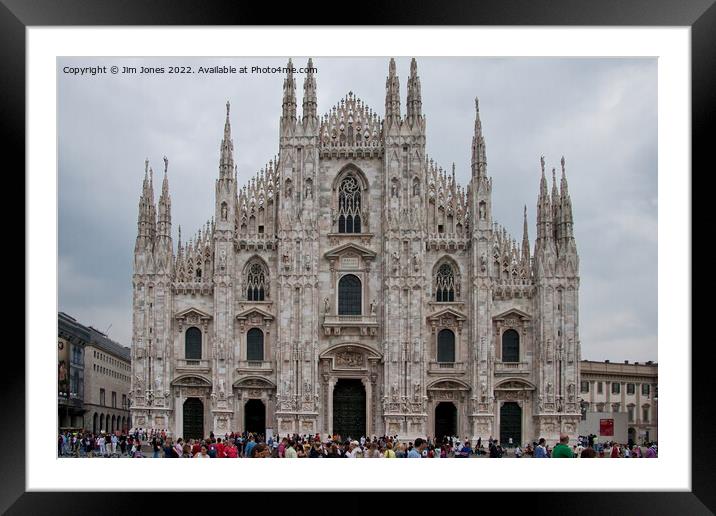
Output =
[{"x1": 130, "y1": 58, "x2": 581, "y2": 444}]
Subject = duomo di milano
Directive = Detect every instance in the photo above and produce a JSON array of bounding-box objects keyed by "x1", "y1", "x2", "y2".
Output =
[{"x1": 130, "y1": 58, "x2": 581, "y2": 445}]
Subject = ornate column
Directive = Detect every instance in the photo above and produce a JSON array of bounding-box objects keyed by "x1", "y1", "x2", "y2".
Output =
[
  {"x1": 362, "y1": 377, "x2": 372, "y2": 437},
  {"x1": 327, "y1": 378, "x2": 336, "y2": 436}
]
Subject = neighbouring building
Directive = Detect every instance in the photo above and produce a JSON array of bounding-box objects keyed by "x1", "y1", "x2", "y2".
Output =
[
  {"x1": 130, "y1": 58, "x2": 582, "y2": 444},
  {"x1": 578, "y1": 359, "x2": 658, "y2": 444},
  {"x1": 58, "y1": 312, "x2": 88, "y2": 432},
  {"x1": 83, "y1": 325, "x2": 132, "y2": 434}
]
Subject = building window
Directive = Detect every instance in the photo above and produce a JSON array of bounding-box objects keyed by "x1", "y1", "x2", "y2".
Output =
[
  {"x1": 112, "y1": 392, "x2": 117, "y2": 408},
  {"x1": 246, "y1": 328, "x2": 264, "y2": 361},
  {"x1": 628, "y1": 405, "x2": 635, "y2": 422},
  {"x1": 501, "y1": 329, "x2": 520, "y2": 363},
  {"x1": 612, "y1": 402, "x2": 620, "y2": 412},
  {"x1": 122, "y1": 394, "x2": 127, "y2": 409},
  {"x1": 580, "y1": 381, "x2": 590, "y2": 393},
  {"x1": 627, "y1": 383, "x2": 635, "y2": 395},
  {"x1": 246, "y1": 261, "x2": 269, "y2": 301},
  {"x1": 337, "y1": 175, "x2": 362, "y2": 233},
  {"x1": 435, "y1": 262, "x2": 456, "y2": 302},
  {"x1": 185, "y1": 327, "x2": 202, "y2": 360},
  {"x1": 641, "y1": 384, "x2": 650, "y2": 396},
  {"x1": 338, "y1": 274, "x2": 362, "y2": 315},
  {"x1": 642, "y1": 406, "x2": 650, "y2": 423},
  {"x1": 597, "y1": 382, "x2": 603, "y2": 394},
  {"x1": 611, "y1": 383, "x2": 621, "y2": 395},
  {"x1": 100, "y1": 388, "x2": 106, "y2": 406},
  {"x1": 437, "y1": 329, "x2": 456, "y2": 363}
]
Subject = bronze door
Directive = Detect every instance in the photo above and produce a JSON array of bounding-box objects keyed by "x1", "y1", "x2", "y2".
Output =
[
  {"x1": 183, "y1": 397, "x2": 204, "y2": 440},
  {"x1": 333, "y1": 379, "x2": 366, "y2": 440},
  {"x1": 500, "y1": 401, "x2": 522, "y2": 447}
]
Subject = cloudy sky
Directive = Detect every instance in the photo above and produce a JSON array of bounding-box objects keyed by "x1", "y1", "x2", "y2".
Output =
[{"x1": 58, "y1": 56, "x2": 657, "y2": 362}]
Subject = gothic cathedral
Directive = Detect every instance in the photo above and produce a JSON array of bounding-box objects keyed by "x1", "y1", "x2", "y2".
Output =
[{"x1": 130, "y1": 58, "x2": 581, "y2": 444}]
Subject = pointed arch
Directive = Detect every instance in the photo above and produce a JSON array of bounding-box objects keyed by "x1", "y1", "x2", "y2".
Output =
[
  {"x1": 243, "y1": 255, "x2": 270, "y2": 301},
  {"x1": 433, "y1": 256, "x2": 461, "y2": 302},
  {"x1": 332, "y1": 165, "x2": 368, "y2": 234}
]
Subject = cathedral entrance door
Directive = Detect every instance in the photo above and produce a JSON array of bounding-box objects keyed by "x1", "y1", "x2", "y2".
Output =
[
  {"x1": 434, "y1": 402, "x2": 457, "y2": 443},
  {"x1": 244, "y1": 399, "x2": 266, "y2": 435},
  {"x1": 333, "y1": 379, "x2": 366, "y2": 440},
  {"x1": 183, "y1": 397, "x2": 204, "y2": 440},
  {"x1": 499, "y1": 402, "x2": 522, "y2": 447}
]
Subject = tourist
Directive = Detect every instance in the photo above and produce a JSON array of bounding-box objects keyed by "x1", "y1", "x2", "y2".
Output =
[
  {"x1": 384, "y1": 442, "x2": 396, "y2": 458},
  {"x1": 152, "y1": 435, "x2": 162, "y2": 458},
  {"x1": 580, "y1": 444, "x2": 597, "y2": 458},
  {"x1": 224, "y1": 439, "x2": 239, "y2": 458},
  {"x1": 603, "y1": 442, "x2": 612, "y2": 458},
  {"x1": 367, "y1": 442, "x2": 382, "y2": 458},
  {"x1": 244, "y1": 435, "x2": 257, "y2": 458},
  {"x1": 645, "y1": 443, "x2": 657, "y2": 458},
  {"x1": 514, "y1": 445, "x2": 523, "y2": 458},
  {"x1": 408, "y1": 438, "x2": 425, "y2": 458},
  {"x1": 534, "y1": 438, "x2": 548, "y2": 458},
  {"x1": 551, "y1": 433, "x2": 574, "y2": 458},
  {"x1": 612, "y1": 442, "x2": 622, "y2": 458},
  {"x1": 194, "y1": 445, "x2": 210, "y2": 458},
  {"x1": 284, "y1": 440, "x2": 298, "y2": 458}
]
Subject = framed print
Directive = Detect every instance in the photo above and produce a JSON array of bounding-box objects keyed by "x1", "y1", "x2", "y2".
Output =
[{"x1": 5, "y1": 0, "x2": 712, "y2": 513}]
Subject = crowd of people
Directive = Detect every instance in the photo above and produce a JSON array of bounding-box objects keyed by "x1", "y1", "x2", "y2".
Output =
[{"x1": 58, "y1": 428, "x2": 658, "y2": 459}]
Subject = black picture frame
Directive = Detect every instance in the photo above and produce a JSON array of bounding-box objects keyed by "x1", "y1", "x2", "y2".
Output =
[{"x1": 5, "y1": 0, "x2": 710, "y2": 513}]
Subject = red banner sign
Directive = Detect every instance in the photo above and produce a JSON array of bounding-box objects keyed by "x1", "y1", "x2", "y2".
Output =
[{"x1": 600, "y1": 418, "x2": 614, "y2": 436}]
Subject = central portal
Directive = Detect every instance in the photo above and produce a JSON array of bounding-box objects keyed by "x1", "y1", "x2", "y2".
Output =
[
  {"x1": 333, "y1": 379, "x2": 366, "y2": 440},
  {"x1": 434, "y1": 402, "x2": 457, "y2": 443}
]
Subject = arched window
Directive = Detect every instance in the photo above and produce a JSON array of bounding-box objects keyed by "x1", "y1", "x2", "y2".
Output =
[
  {"x1": 501, "y1": 329, "x2": 520, "y2": 362},
  {"x1": 247, "y1": 328, "x2": 264, "y2": 361},
  {"x1": 246, "y1": 261, "x2": 268, "y2": 301},
  {"x1": 435, "y1": 263, "x2": 456, "y2": 302},
  {"x1": 185, "y1": 327, "x2": 202, "y2": 360},
  {"x1": 337, "y1": 175, "x2": 362, "y2": 233},
  {"x1": 437, "y1": 329, "x2": 455, "y2": 363},
  {"x1": 338, "y1": 274, "x2": 362, "y2": 315}
]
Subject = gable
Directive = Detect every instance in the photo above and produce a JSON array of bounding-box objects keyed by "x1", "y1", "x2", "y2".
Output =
[
  {"x1": 323, "y1": 242, "x2": 377, "y2": 260},
  {"x1": 492, "y1": 308, "x2": 531, "y2": 321}
]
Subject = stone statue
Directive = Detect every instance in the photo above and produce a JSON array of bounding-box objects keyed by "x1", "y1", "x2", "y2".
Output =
[
  {"x1": 391, "y1": 179, "x2": 398, "y2": 197},
  {"x1": 480, "y1": 253, "x2": 487, "y2": 273},
  {"x1": 219, "y1": 379, "x2": 226, "y2": 398},
  {"x1": 370, "y1": 299, "x2": 376, "y2": 315},
  {"x1": 479, "y1": 203, "x2": 486, "y2": 220},
  {"x1": 324, "y1": 297, "x2": 330, "y2": 314},
  {"x1": 391, "y1": 251, "x2": 400, "y2": 272},
  {"x1": 219, "y1": 248, "x2": 227, "y2": 272},
  {"x1": 413, "y1": 253, "x2": 420, "y2": 271},
  {"x1": 221, "y1": 203, "x2": 228, "y2": 221},
  {"x1": 547, "y1": 381, "x2": 553, "y2": 395}
]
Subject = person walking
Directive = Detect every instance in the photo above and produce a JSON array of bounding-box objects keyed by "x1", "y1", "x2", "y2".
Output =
[{"x1": 551, "y1": 433, "x2": 575, "y2": 458}]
